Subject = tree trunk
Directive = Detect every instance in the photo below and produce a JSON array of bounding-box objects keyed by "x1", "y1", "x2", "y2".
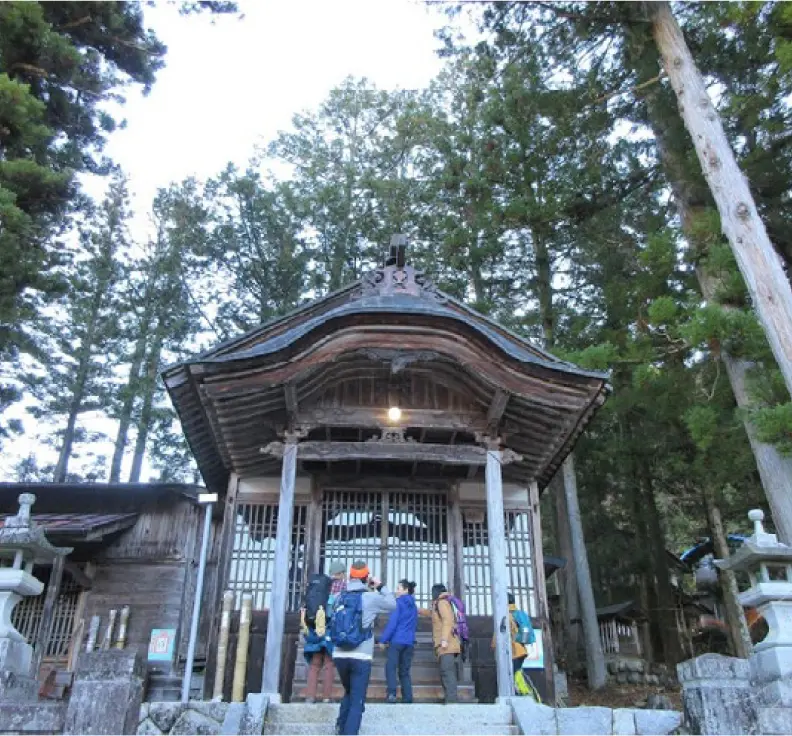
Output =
[
  {"x1": 638, "y1": 458, "x2": 684, "y2": 665},
  {"x1": 702, "y1": 485, "x2": 752, "y2": 658},
  {"x1": 109, "y1": 328, "x2": 149, "y2": 482},
  {"x1": 128, "y1": 321, "x2": 165, "y2": 483},
  {"x1": 553, "y1": 473, "x2": 581, "y2": 673},
  {"x1": 649, "y1": 1, "x2": 792, "y2": 396},
  {"x1": 636, "y1": 32, "x2": 792, "y2": 545},
  {"x1": 562, "y1": 455, "x2": 607, "y2": 689}
]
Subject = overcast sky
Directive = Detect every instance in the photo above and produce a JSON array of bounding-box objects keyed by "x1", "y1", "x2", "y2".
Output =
[
  {"x1": 2, "y1": 0, "x2": 448, "y2": 481},
  {"x1": 100, "y1": 0, "x2": 446, "y2": 224}
]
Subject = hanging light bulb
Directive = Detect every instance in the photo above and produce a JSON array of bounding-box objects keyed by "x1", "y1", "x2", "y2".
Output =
[{"x1": 388, "y1": 406, "x2": 402, "y2": 422}]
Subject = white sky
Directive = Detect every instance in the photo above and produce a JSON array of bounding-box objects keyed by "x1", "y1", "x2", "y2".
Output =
[
  {"x1": 1, "y1": 0, "x2": 447, "y2": 481},
  {"x1": 100, "y1": 0, "x2": 446, "y2": 225}
]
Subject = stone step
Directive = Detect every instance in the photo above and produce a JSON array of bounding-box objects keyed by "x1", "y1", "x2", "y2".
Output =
[
  {"x1": 289, "y1": 682, "x2": 477, "y2": 703},
  {"x1": 758, "y1": 707, "x2": 792, "y2": 735},
  {"x1": 265, "y1": 703, "x2": 512, "y2": 730},
  {"x1": 293, "y1": 661, "x2": 474, "y2": 685},
  {"x1": 263, "y1": 722, "x2": 517, "y2": 735}
]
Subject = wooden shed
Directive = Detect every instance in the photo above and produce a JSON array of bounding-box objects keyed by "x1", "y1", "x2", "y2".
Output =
[{"x1": 163, "y1": 242, "x2": 610, "y2": 701}]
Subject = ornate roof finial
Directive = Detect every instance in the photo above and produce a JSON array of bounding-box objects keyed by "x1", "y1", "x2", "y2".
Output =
[{"x1": 356, "y1": 235, "x2": 445, "y2": 303}]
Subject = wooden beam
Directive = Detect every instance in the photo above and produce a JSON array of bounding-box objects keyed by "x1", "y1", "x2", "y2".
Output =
[
  {"x1": 486, "y1": 389, "x2": 509, "y2": 432},
  {"x1": 284, "y1": 384, "x2": 298, "y2": 430},
  {"x1": 262, "y1": 440, "x2": 523, "y2": 466},
  {"x1": 64, "y1": 561, "x2": 93, "y2": 590},
  {"x1": 295, "y1": 406, "x2": 487, "y2": 432}
]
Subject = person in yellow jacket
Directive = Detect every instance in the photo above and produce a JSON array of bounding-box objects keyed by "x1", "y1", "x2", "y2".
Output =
[
  {"x1": 491, "y1": 593, "x2": 528, "y2": 673},
  {"x1": 424, "y1": 584, "x2": 461, "y2": 703}
]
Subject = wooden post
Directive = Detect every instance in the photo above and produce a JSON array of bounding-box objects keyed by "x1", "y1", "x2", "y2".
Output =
[
  {"x1": 32, "y1": 553, "x2": 65, "y2": 675},
  {"x1": 261, "y1": 433, "x2": 299, "y2": 695},
  {"x1": 529, "y1": 481, "x2": 555, "y2": 704},
  {"x1": 448, "y1": 484, "x2": 464, "y2": 596},
  {"x1": 561, "y1": 455, "x2": 606, "y2": 690},
  {"x1": 485, "y1": 442, "x2": 514, "y2": 699},
  {"x1": 649, "y1": 1, "x2": 792, "y2": 396},
  {"x1": 306, "y1": 478, "x2": 323, "y2": 576}
]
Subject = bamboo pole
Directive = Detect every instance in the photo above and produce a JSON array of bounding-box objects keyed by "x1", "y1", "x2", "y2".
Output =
[
  {"x1": 101, "y1": 609, "x2": 117, "y2": 650},
  {"x1": 232, "y1": 594, "x2": 252, "y2": 703},
  {"x1": 213, "y1": 591, "x2": 235, "y2": 700},
  {"x1": 115, "y1": 606, "x2": 130, "y2": 649},
  {"x1": 85, "y1": 615, "x2": 100, "y2": 653}
]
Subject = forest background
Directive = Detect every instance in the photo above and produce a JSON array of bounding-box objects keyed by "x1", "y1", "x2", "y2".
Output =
[{"x1": 2, "y1": 0, "x2": 792, "y2": 648}]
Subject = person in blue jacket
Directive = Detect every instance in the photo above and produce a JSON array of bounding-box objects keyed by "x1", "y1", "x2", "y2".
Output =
[{"x1": 379, "y1": 579, "x2": 418, "y2": 703}]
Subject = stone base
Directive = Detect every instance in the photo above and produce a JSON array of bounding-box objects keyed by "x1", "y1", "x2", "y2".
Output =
[
  {"x1": 0, "y1": 702, "x2": 66, "y2": 734},
  {"x1": 677, "y1": 654, "x2": 756, "y2": 735},
  {"x1": 758, "y1": 707, "x2": 792, "y2": 735},
  {"x1": 64, "y1": 650, "x2": 144, "y2": 735},
  {"x1": 0, "y1": 671, "x2": 38, "y2": 703},
  {"x1": 751, "y1": 646, "x2": 792, "y2": 685},
  {"x1": 0, "y1": 637, "x2": 32, "y2": 675}
]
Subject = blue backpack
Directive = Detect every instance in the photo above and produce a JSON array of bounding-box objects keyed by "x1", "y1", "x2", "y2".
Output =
[
  {"x1": 329, "y1": 591, "x2": 372, "y2": 650},
  {"x1": 513, "y1": 609, "x2": 536, "y2": 646}
]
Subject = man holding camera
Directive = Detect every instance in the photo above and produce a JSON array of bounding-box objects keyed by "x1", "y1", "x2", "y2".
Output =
[{"x1": 331, "y1": 560, "x2": 396, "y2": 735}]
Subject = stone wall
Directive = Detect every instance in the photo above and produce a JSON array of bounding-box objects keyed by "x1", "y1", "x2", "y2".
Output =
[
  {"x1": 607, "y1": 658, "x2": 676, "y2": 688},
  {"x1": 137, "y1": 696, "x2": 268, "y2": 736}
]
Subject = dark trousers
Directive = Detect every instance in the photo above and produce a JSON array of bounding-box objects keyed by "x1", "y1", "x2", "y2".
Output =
[
  {"x1": 438, "y1": 653, "x2": 458, "y2": 703},
  {"x1": 513, "y1": 655, "x2": 526, "y2": 674},
  {"x1": 385, "y1": 644, "x2": 414, "y2": 703},
  {"x1": 334, "y1": 658, "x2": 372, "y2": 736}
]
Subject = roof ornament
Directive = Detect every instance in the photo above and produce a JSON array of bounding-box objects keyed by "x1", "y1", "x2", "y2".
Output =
[{"x1": 356, "y1": 234, "x2": 447, "y2": 303}]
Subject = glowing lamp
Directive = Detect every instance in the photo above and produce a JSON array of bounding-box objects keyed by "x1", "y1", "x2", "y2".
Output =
[{"x1": 387, "y1": 406, "x2": 402, "y2": 422}]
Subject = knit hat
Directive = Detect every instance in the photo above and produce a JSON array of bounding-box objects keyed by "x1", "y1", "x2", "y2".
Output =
[
  {"x1": 350, "y1": 560, "x2": 369, "y2": 579},
  {"x1": 329, "y1": 560, "x2": 345, "y2": 576}
]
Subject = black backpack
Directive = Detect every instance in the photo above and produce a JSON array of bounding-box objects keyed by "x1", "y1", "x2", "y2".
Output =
[{"x1": 303, "y1": 573, "x2": 332, "y2": 627}]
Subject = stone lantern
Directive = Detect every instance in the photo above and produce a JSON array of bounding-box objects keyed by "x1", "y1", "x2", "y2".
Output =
[
  {"x1": 0, "y1": 493, "x2": 71, "y2": 700},
  {"x1": 717, "y1": 509, "x2": 792, "y2": 730}
]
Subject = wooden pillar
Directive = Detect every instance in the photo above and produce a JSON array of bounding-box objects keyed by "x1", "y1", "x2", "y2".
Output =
[
  {"x1": 553, "y1": 473, "x2": 580, "y2": 672},
  {"x1": 203, "y1": 473, "x2": 238, "y2": 697},
  {"x1": 261, "y1": 433, "x2": 299, "y2": 695},
  {"x1": 32, "y1": 553, "x2": 66, "y2": 676},
  {"x1": 529, "y1": 480, "x2": 556, "y2": 704},
  {"x1": 306, "y1": 477, "x2": 323, "y2": 576},
  {"x1": 448, "y1": 484, "x2": 464, "y2": 596},
  {"x1": 485, "y1": 443, "x2": 514, "y2": 700},
  {"x1": 561, "y1": 455, "x2": 606, "y2": 690}
]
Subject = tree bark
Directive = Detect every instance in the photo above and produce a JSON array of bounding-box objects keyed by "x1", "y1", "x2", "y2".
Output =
[
  {"x1": 562, "y1": 455, "x2": 607, "y2": 689},
  {"x1": 649, "y1": 1, "x2": 792, "y2": 396},
  {"x1": 128, "y1": 320, "x2": 165, "y2": 483},
  {"x1": 702, "y1": 485, "x2": 752, "y2": 658}
]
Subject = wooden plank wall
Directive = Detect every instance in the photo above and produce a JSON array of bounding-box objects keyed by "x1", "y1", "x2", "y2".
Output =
[{"x1": 82, "y1": 497, "x2": 203, "y2": 662}]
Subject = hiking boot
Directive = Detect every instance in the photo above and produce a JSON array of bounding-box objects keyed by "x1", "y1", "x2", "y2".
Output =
[
  {"x1": 322, "y1": 698, "x2": 332, "y2": 703},
  {"x1": 386, "y1": 694, "x2": 397, "y2": 704},
  {"x1": 305, "y1": 697, "x2": 316, "y2": 704}
]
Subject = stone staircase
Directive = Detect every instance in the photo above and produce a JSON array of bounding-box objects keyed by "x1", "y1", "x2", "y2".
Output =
[
  {"x1": 291, "y1": 625, "x2": 475, "y2": 704},
  {"x1": 262, "y1": 703, "x2": 517, "y2": 735}
]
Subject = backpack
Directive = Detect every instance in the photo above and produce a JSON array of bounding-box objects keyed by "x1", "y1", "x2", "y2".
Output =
[
  {"x1": 446, "y1": 595, "x2": 470, "y2": 642},
  {"x1": 304, "y1": 573, "x2": 332, "y2": 629},
  {"x1": 329, "y1": 590, "x2": 372, "y2": 650},
  {"x1": 515, "y1": 669, "x2": 542, "y2": 702},
  {"x1": 512, "y1": 609, "x2": 535, "y2": 646}
]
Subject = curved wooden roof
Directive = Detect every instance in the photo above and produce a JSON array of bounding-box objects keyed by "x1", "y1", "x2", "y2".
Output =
[{"x1": 163, "y1": 262, "x2": 609, "y2": 494}]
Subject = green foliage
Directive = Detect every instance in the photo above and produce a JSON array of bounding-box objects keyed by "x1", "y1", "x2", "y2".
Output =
[
  {"x1": 684, "y1": 405, "x2": 719, "y2": 452},
  {"x1": 752, "y1": 402, "x2": 792, "y2": 455}
]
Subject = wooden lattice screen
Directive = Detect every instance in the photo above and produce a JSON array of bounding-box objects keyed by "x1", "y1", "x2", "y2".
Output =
[
  {"x1": 320, "y1": 489, "x2": 448, "y2": 610},
  {"x1": 11, "y1": 575, "x2": 81, "y2": 659},
  {"x1": 462, "y1": 508, "x2": 537, "y2": 617},
  {"x1": 228, "y1": 502, "x2": 309, "y2": 611}
]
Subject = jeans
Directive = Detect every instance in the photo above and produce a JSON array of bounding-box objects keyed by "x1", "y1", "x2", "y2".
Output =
[
  {"x1": 334, "y1": 658, "x2": 372, "y2": 736},
  {"x1": 438, "y1": 654, "x2": 458, "y2": 703},
  {"x1": 385, "y1": 644, "x2": 414, "y2": 703}
]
